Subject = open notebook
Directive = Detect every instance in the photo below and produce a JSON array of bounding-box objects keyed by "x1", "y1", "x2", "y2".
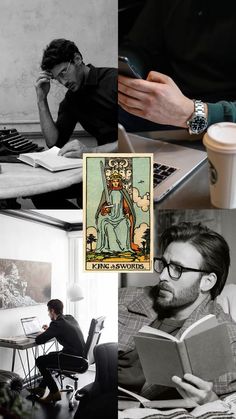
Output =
[{"x1": 18, "y1": 146, "x2": 82, "y2": 172}]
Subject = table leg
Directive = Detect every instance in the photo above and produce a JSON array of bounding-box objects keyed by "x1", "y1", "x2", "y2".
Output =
[
  {"x1": 18, "y1": 350, "x2": 27, "y2": 381},
  {"x1": 26, "y1": 348, "x2": 31, "y2": 387},
  {"x1": 11, "y1": 348, "x2": 16, "y2": 372},
  {"x1": 33, "y1": 345, "x2": 38, "y2": 387}
]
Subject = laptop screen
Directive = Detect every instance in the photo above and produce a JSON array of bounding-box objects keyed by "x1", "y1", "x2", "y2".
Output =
[
  {"x1": 118, "y1": 124, "x2": 136, "y2": 153},
  {"x1": 21, "y1": 317, "x2": 41, "y2": 336}
]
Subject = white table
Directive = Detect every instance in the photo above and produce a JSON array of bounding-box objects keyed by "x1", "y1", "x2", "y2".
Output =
[{"x1": 0, "y1": 162, "x2": 83, "y2": 199}]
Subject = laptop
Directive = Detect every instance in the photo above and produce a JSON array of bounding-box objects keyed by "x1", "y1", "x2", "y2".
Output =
[
  {"x1": 118, "y1": 124, "x2": 207, "y2": 201},
  {"x1": 21, "y1": 316, "x2": 42, "y2": 339}
]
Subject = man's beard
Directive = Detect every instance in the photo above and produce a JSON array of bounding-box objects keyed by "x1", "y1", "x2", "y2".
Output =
[{"x1": 154, "y1": 280, "x2": 201, "y2": 318}]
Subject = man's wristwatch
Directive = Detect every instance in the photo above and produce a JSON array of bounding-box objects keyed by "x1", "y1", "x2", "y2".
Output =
[{"x1": 186, "y1": 100, "x2": 208, "y2": 135}]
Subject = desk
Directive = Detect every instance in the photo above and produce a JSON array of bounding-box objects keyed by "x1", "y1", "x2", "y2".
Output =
[
  {"x1": 0, "y1": 338, "x2": 58, "y2": 386},
  {"x1": 130, "y1": 129, "x2": 212, "y2": 209}
]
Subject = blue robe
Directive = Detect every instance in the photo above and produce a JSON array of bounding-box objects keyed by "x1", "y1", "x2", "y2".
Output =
[{"x1": 95, "y1": 189, "x2": 135, "y2": 253}]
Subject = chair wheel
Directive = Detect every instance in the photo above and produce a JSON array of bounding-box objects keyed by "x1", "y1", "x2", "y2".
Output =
[{"x1": 69, "y1": 402, "x2": 74, "y2": 411}]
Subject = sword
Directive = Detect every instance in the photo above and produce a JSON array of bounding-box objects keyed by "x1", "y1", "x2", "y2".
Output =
[{"x1": 100, "y1": 161, "x2": 111, "y2": 205}]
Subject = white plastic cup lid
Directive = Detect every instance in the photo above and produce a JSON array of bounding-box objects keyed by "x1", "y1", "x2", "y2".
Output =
[{"x1": 203, "y1": 122, "x2": 236, "y2": 153}]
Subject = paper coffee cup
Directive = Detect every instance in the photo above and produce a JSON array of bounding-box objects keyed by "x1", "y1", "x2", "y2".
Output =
[{"x1": 203, "y1": 122, "x2": 236, "y2": 208}]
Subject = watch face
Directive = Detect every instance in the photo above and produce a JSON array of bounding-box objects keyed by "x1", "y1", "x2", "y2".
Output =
[{"x1": 189, "y1": 115, "x2": 208, "y2": 134}]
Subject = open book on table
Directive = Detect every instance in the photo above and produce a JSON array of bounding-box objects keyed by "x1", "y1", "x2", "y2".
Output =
[
  {"x1": 18, "y1": 146, "x2": 82, "y2": 172},
  {"x1": 118, "y1": 386, "x2": 197, "y2": 410},
  {"x1": 134, "y1": 314, "x2": 235, "y2": 388}
]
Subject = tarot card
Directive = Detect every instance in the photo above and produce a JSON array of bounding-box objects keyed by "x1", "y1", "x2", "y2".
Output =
[{"x1": 83, "y1": 154, "x2": 153, "y2": 271}]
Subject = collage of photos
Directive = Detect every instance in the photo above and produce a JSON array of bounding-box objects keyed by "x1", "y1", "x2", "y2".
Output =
[{"x1": 1, "y1": 1, "x2": 236, "y2": 419}]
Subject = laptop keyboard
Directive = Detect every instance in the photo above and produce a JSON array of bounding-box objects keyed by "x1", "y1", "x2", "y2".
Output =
[{"x1": 153, "y1": 163, "x2": 178, "y2": 187}]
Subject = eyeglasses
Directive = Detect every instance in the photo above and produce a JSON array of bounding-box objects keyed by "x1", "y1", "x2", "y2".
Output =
[
  {"x1": 53, "y1": 61, "x2": 72, "y2": 83},
  {"x1": 154, "y1": 257, "x2": 210, "y2": 280}
]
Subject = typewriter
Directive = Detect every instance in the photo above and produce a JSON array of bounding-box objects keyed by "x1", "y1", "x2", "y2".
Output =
[{"x1": 0, "y1": 129, "x2": 44, "y2": 155}]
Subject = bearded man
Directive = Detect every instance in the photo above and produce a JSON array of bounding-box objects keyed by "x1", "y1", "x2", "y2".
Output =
[{"x1": 118, "y1": 222, "x2": 236, "y2": 405}]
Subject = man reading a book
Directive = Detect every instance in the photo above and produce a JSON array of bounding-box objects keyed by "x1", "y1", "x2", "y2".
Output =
[
  {"x1": 32, "y1": 38, "x2": 117, "y2": 208},
  {"x1": 118, "y1": 222, "x2": 236, "y2": 406}
]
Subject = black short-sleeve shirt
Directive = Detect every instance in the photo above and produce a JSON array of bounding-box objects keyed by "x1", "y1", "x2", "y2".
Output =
[{"x1": 56, "y1": 65, "x2": 117, "y2": 147}]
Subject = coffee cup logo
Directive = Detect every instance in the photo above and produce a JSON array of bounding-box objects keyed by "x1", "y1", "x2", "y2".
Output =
[{"x1": 208, "y1": 160, "x2": 218, "y2": 185}]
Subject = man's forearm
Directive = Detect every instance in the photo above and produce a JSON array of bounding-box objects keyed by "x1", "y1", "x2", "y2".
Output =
[
  {"x1": 35, "y1": 329, "x2": 53, "y2": 345},
  {"x1": 37, "y1": 99, "x2": 59, "y2": 148}
]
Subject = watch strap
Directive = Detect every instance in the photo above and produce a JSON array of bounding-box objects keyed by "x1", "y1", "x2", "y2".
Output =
[
  {"x1": 194, "y1": 100, "x2": 206, "y2": 117},
  {"x1": 187, "y1": 99, "x2": 208, "y2": 134}
]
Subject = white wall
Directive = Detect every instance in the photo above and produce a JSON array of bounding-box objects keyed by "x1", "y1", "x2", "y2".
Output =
[
  {"x1": 0, "y1": 213, "x2": 68, "y2": 375},
  {"x1": 68, "y1": 233, "x2": 118, "y2": 344},
  {"x1": 0, "y1": 0, "x2": 118, "y2": 130}
]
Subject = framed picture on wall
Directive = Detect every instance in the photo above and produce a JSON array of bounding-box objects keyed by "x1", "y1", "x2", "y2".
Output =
[{"x1": 0, "y1": 258, "x2": 51, "y2": 309}]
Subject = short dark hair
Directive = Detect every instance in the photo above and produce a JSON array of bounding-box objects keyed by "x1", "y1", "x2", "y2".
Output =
[
  {"x1": 41, "y1": 39, "x2": 82, "y2": 70},
  {"x1": 159, "y1": 222, "x2": 230, "y2": 299},
  {"x1": 47, "y1": 299, "x2": 64, "y2": 315}
]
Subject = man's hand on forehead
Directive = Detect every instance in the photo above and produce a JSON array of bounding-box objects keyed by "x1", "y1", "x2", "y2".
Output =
[
  {"x1": 35, "y1": 70, "x2": 53, "y2": 101},
  {"x1": 41, "y1": 70, "x2": 53, "y2": 79}
]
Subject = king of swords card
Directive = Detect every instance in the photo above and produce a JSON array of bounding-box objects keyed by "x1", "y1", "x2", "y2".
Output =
[{"x1": 83, "y1": 154, "x2": 153, "y2": 272}]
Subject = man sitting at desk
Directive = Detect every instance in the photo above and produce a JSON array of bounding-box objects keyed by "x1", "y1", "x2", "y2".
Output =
[
  {"x1": 119, "y1": 222, "x2": 236, "y2": 407},
  {"x1": 28, "y1": 299, "x2": 85, "y2": 404},
  {"x1": 32, "y1": 38, "x2": 117, "y2": 209}
]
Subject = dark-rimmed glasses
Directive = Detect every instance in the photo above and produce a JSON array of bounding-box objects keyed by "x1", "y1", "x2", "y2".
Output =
[
  {"x1": 53, "y1": 61, "x2": 72, "y2": 83},
  {"x1": 154, "y1": 257, "x2": 210, "y2": 280}
]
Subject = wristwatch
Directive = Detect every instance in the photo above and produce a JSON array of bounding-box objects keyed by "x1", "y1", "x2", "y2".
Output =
[{"x1": 186, "y1": 100, "x2": 208, "y2": 135}]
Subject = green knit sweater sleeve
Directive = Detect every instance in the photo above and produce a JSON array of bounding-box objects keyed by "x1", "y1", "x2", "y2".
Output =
[{"x1": 207, "y1": 101, "x2": 236, "y2": 126}]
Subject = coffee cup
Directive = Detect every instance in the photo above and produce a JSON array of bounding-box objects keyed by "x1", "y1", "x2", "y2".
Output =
[{"x1": 203, "y1": 122, "x2": 236, "y2": 208}]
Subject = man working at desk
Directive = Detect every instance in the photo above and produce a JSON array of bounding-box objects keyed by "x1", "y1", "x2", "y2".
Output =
[
  {"x1": 33, "y1": 38, "x2": 117, "y2": 208},
  {"x1": 28, "y1": 299, "x2": 85, "y2": 404},
  {"x1": 119, "y1": 222, "x2": 236, "y2": 407},
  {"x1": 119, "y1": 0, "x2": 236, "y2": 135}
]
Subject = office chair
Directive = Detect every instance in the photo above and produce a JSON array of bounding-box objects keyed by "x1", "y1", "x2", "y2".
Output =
[
  {"x1": 52, "y1": 316, "x2": 105, "y2": 411},
  {"x1": 74, "y1": 342, "x2": 118, "y2": 419}
]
